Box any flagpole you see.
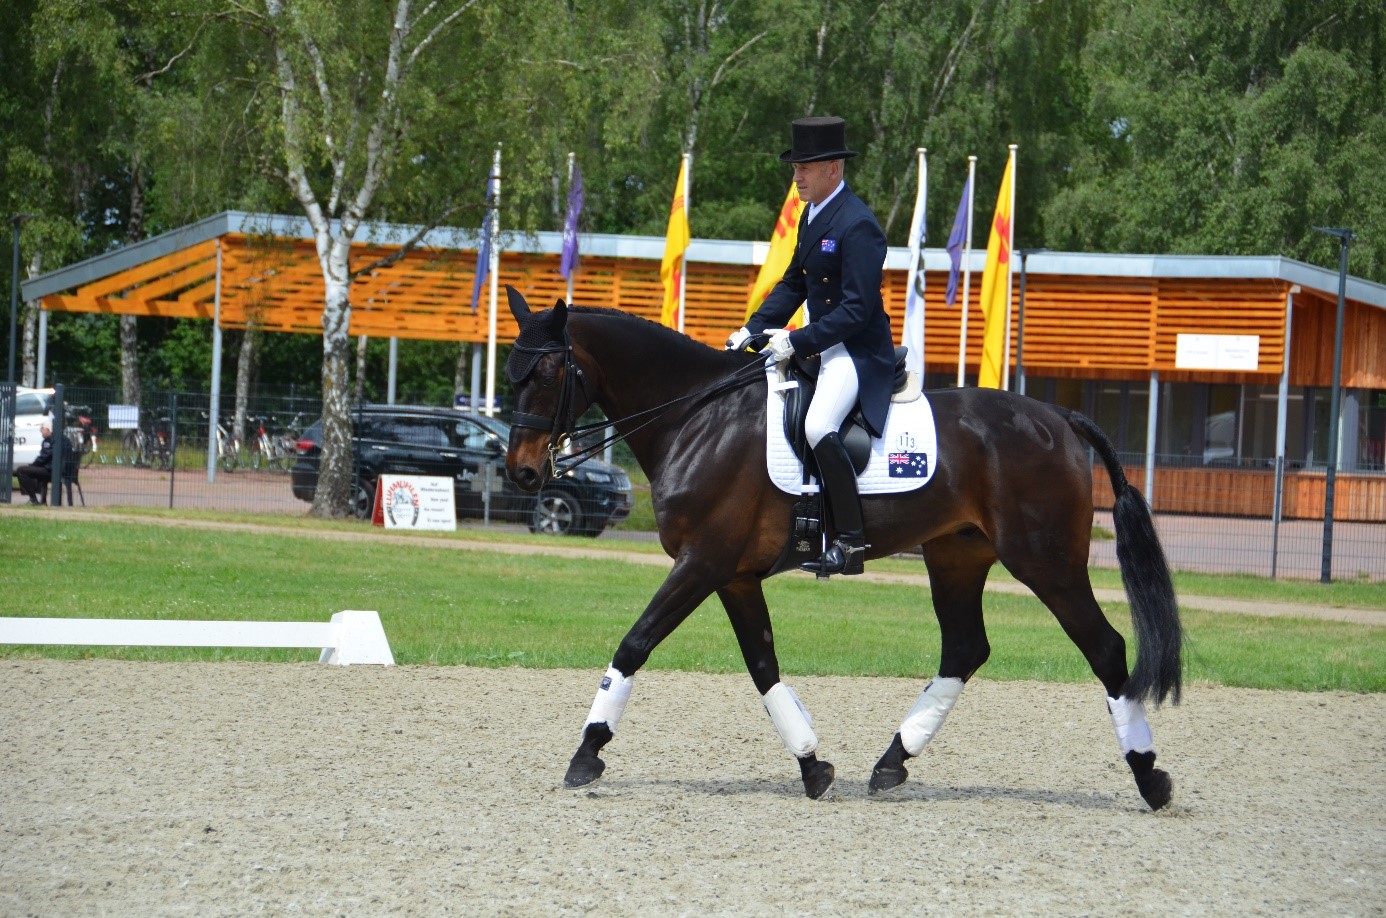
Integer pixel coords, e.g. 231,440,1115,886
565,151,576,304
678,151,691,334
484,143,501,418
956,154,977,387
1002,144,1017,391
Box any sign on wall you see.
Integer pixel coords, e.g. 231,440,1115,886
1175,334,1261,371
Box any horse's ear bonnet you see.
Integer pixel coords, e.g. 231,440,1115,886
506,290,569,384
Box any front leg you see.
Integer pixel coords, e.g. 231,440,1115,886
720,579,835,799
564,561,716,789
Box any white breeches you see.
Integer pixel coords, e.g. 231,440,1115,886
804,343,860,447
584,664,634,732
1106,695,1156,755
898,677,965,756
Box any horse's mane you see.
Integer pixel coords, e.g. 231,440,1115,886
567,304,727,362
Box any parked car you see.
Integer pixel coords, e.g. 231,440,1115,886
290,404,633,536
5,387,56,473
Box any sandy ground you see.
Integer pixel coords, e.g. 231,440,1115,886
2,660,1382,917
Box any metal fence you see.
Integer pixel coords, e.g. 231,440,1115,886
5,384,1383,582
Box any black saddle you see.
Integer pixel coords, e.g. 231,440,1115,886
780,346,911,476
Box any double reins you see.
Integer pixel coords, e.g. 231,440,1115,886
510,333,771,477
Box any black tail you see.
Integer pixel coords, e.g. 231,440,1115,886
1067,411,1183,706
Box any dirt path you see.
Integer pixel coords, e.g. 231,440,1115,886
25,508,1386,626
2,659,1382,916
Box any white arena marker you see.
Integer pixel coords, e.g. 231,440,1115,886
0,610,394,666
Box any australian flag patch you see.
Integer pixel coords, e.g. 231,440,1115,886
888,452,930,478
820,238,837,253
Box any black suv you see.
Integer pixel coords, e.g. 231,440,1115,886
290,405,633,536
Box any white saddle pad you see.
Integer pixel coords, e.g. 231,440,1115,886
764,362,938,495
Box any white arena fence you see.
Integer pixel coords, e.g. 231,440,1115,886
0,610,394,665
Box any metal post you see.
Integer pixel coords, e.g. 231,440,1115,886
1015,248,1047,397
49,384,64,506
1313,227,1354,584
8,216,25,384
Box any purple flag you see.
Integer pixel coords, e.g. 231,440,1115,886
560,165,584,280
945,176,972,307
470,166,499,313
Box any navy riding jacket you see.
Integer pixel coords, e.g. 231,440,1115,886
745,185,895,438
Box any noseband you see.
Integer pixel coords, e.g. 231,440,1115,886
508,334,587,476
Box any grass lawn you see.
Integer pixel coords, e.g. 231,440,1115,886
1,513,1380,692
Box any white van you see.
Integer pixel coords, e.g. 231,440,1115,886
7,387,55,471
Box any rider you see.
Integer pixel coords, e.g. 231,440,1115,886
726,115,896,576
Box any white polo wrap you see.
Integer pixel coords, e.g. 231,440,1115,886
584,665,634,732
763,682,819,758
1106,695,1155,754
899,677,964,756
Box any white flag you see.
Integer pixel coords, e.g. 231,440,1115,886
902,148,928,380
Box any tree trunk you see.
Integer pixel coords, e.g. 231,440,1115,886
21,251,41,387
354,334,368,404
234,325,259,448
121,158,147,407
310,239,355,518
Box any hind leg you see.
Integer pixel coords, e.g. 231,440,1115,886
1010,559,1172,811
719,579,835,799
871,535,994,794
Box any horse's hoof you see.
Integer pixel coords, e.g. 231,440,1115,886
868,733,911,794
564,755,606,788
869,763,909,794
799,756,835,800
1137,768,1173,811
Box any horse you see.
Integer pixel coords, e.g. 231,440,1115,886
501,286,1182,809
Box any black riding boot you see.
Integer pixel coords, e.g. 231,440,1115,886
800,432,867,576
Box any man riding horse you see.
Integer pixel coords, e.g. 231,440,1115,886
727,115,896,577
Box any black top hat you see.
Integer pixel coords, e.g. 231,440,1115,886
779,116,859,163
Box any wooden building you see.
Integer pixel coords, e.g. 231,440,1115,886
22,211,1386,520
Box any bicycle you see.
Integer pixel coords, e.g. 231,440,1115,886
246,414,291,471
119,416,171,469
66,404,102,467
202,411,241,471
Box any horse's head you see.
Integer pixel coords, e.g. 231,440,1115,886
504,285,590,492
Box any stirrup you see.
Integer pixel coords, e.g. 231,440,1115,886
800,539,866,577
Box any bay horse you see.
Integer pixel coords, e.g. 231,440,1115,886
502,286,1182,810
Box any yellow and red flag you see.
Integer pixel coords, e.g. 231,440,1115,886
660,156,691,329
977,150,1015,389
745,184,806,328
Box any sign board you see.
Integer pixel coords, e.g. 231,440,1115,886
108,405,140,430
1174,334,1260,371
371,475,457,531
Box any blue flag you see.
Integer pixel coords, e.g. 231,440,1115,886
470,166,499,313
945,176,972,307
560,165,583,280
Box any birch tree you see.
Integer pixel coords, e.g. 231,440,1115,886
248,0,476,516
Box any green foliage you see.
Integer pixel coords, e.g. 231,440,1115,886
3,0,1384,400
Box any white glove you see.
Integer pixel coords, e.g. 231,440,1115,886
725,326,752,351
766,329,795,361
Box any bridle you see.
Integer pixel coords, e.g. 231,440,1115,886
508,331,770,479
508,330,589,478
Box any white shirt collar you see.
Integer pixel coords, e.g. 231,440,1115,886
806,181,846,224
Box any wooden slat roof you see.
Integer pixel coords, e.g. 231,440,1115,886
22,210,1386,386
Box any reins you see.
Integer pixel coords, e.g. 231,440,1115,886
512,332,770,478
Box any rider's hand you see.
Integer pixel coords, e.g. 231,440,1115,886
766,329,795,361
725,326,752,351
